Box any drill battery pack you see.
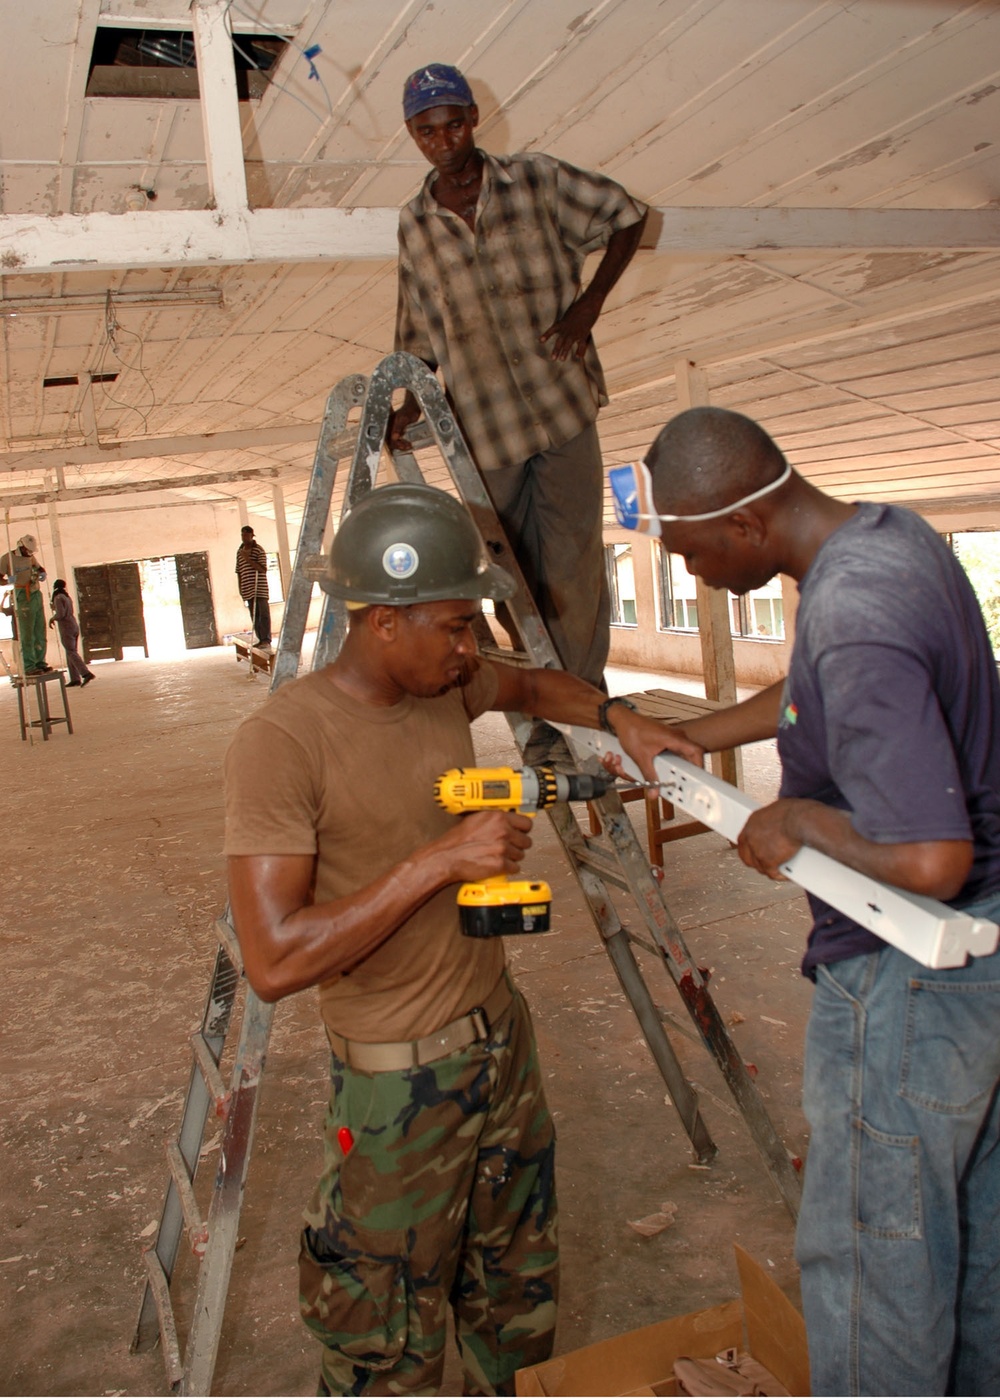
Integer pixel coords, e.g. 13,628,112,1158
457,878,552,938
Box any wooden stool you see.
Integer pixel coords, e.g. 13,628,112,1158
585,686,741,865
588,786,708,867
12,669,74,741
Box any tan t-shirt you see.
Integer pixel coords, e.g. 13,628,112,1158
223,663,505,1042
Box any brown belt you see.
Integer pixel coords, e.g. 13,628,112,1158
326,974,514,1074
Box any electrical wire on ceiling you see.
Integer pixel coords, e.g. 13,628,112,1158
75,292,158,440
223,0,334,125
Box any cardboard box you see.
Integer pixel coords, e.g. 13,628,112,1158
515,1246,809,1397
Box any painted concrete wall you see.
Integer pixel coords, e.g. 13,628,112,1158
3,494,296,646
605,529,797,687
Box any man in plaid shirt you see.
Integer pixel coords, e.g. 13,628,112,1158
390,63,647,757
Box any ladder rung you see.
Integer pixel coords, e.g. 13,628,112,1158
570,841,630,889
213,916,244,975
140,1247,184,1388
624,928,662,959
190,1032,229,1115
165,1140,209,1258
653,998,701,1045
477,642,533,667
300,552,328,582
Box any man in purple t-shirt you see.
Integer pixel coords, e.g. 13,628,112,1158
618,406,1000,1399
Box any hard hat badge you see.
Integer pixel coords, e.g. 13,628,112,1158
382,543,419,580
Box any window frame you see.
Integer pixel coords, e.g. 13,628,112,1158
604,543,638,628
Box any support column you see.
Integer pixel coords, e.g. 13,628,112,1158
633,537,658,634
47,473,67,584
271,483,292,599
674,358,742,786
237,499,249,529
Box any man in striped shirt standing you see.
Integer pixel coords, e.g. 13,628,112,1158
389,63,647,761
236,525,271,648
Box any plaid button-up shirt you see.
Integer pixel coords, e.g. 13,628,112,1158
395,151,647,474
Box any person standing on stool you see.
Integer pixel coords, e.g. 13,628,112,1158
49,580,94,687
236,525,272,648
0,534,52,676
388,63,647,764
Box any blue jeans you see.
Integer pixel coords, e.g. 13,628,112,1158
796,894,1000,1396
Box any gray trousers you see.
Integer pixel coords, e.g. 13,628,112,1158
484,420,610,688
57,623,92,683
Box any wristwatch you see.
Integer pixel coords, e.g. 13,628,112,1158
598,696,639,734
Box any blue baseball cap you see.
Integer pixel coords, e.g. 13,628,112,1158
402,63,474,122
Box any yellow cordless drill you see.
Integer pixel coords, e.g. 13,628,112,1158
434,765,615,937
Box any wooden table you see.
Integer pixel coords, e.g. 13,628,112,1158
12,669,73,741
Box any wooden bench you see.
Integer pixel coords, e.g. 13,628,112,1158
588,687,740,867
233,637,275,677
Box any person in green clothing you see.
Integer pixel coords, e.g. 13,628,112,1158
0,534,51,675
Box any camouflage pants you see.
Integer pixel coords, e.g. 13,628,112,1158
300,986,558,1396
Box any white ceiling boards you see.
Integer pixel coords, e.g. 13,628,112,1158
2,0,999,527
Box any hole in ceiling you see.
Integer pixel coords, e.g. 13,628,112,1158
86,27,287,100
42,373,119,389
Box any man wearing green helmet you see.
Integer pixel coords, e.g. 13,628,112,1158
223,484,684,1396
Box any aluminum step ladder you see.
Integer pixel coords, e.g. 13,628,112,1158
131,352,800,1395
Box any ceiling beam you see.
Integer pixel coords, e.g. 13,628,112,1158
192,0,248,216
58,0,103,212
0,464,280,507
1,207,999,277
98,3,292,31
0,289,223,315
0,207,398,274
649,207,1000,256
0,422,320,474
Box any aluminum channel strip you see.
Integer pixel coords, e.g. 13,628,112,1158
563,726,998,971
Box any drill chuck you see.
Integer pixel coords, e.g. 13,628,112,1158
545,768,616,804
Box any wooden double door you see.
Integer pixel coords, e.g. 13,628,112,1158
75,552,216,662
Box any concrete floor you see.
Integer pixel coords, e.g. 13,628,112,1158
1,645,813,1397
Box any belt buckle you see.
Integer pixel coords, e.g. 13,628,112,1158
469,1005,490,1041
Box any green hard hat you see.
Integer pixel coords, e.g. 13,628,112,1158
323,483,516,605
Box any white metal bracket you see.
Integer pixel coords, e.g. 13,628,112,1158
559,724,998,971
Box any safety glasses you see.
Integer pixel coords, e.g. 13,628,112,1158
609,459,792,537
